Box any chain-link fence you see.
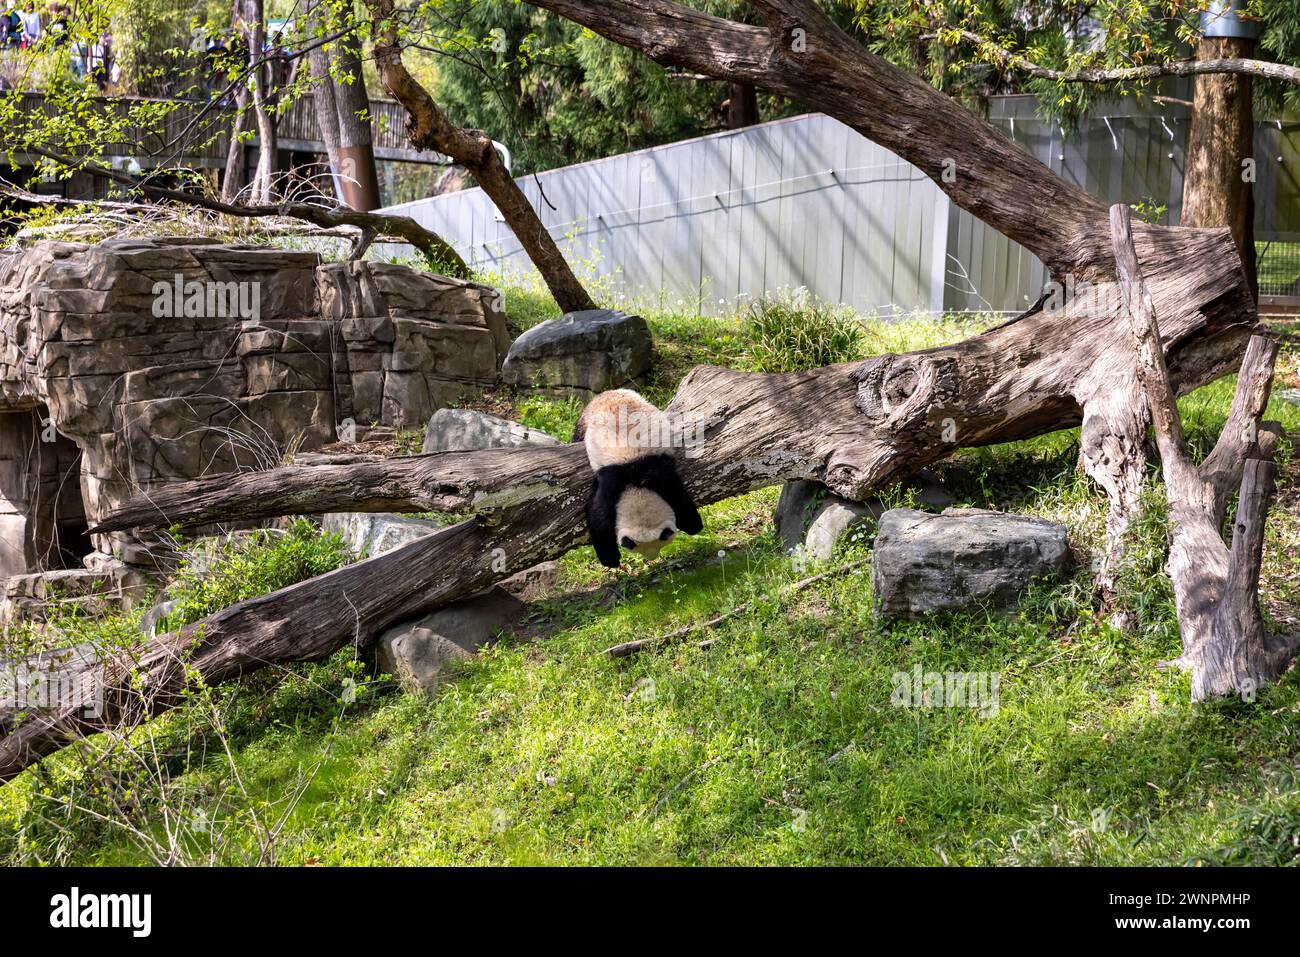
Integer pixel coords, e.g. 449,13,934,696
1257,237,1300,299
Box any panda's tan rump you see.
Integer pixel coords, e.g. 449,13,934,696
576,389,674,469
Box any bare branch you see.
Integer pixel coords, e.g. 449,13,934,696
24,146,470,276
935,28,1300,88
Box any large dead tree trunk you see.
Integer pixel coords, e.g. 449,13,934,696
0,0,1269,783
363,0,595,310
305,3,383,211
246,0,278,204
1182,34,1258,299
1110,204,1295,700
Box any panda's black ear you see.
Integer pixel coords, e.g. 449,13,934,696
644,459,703,535
586,468,623,568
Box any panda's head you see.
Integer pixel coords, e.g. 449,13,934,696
585,455,703,568
615,486,679,560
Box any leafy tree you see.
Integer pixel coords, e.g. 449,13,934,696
411,0,795,174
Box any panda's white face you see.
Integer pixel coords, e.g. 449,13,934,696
616,486,677,559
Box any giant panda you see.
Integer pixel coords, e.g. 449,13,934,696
573,389,703,568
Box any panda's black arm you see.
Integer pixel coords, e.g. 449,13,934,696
643,458,704,535
586,471,624,568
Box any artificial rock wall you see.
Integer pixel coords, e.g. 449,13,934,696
0,238,507,574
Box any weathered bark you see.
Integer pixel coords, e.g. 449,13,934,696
1076,372,1148,615
247,0,278,204
1110,203,1296,701
363,0,595,310
1182,36,1258,299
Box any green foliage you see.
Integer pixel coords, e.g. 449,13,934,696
157,519,353,633
742,289,868,372
517,394,584,440
1129,197,1169,225
412,0,798,174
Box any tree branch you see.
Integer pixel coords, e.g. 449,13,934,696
936,27,1300,88
24,146,470,276
364,0,596,311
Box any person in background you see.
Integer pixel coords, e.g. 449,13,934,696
70,31,86,80
204,30,230,100
18,0,39,47
48,4,67,46
1,3,21,48
88,29,111,90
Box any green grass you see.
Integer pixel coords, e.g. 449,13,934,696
2,299,1299,867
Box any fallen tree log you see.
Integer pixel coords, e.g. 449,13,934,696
0,0,1271,782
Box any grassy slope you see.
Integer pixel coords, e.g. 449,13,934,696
2,299,1299,866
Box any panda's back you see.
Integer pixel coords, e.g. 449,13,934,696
574,389,671,469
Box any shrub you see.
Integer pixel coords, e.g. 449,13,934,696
159,519,353,632
743,289,867,372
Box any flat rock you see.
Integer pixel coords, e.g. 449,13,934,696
422,408,560,453
500,309,652,394
374,587,526,694
872,507,1070,619
0,565,151,625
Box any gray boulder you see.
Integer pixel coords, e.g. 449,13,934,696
500,309,652,394
775,480,883,561
320,512,442,558
375,587,526,694
499,560,560,601
872,507,1070,619
805,500,884,560
139,598,182,636
423,408,560,453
